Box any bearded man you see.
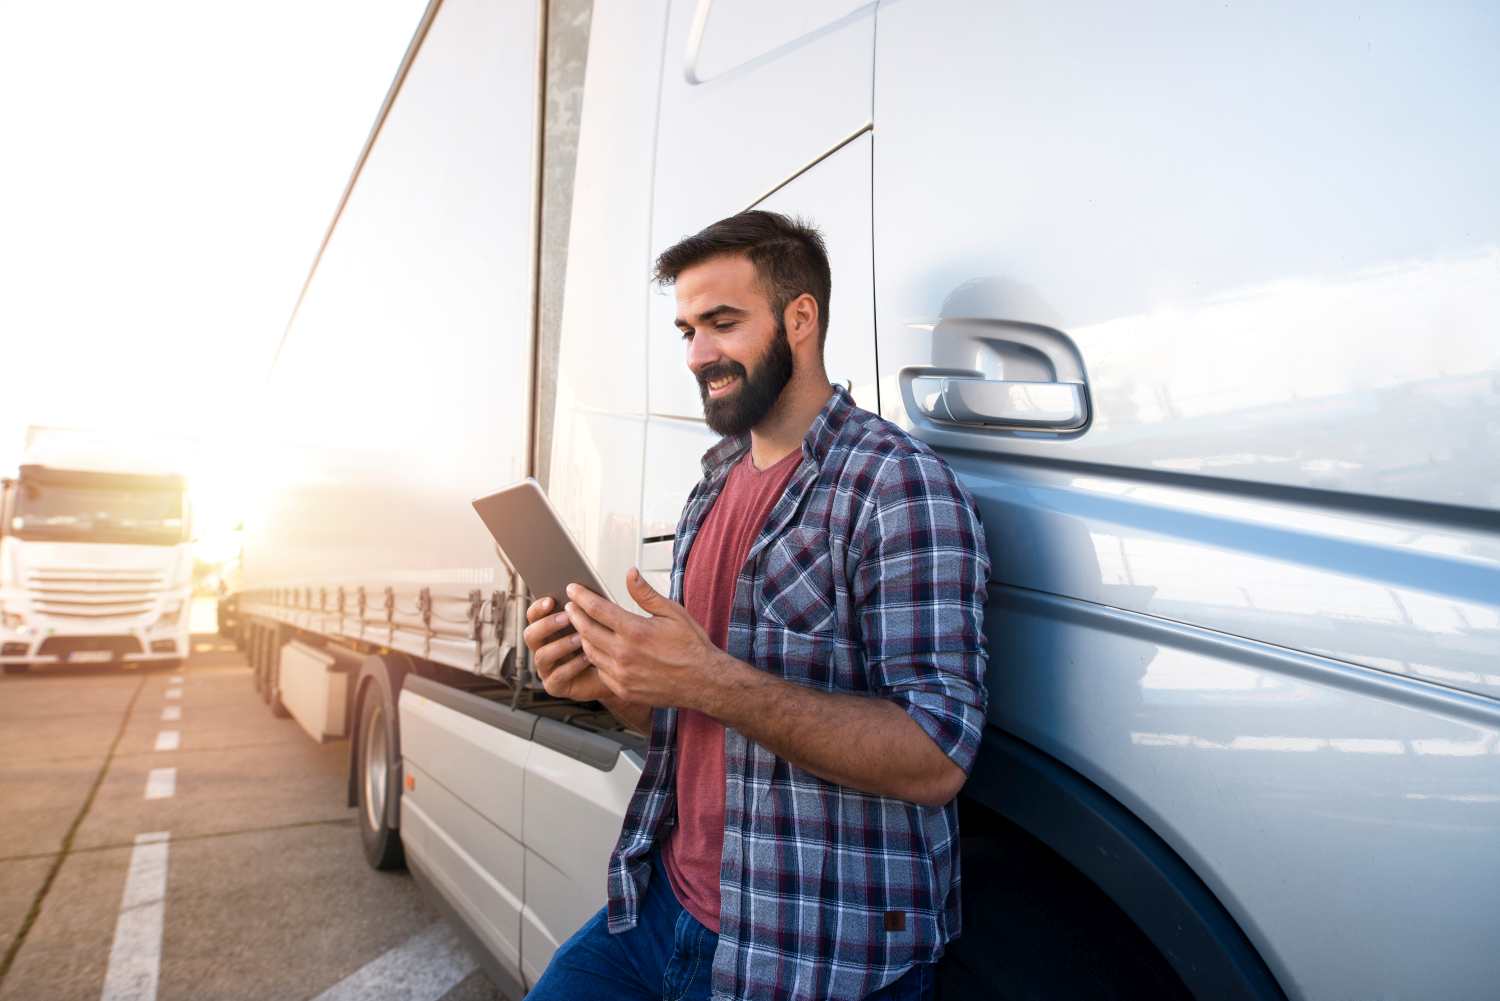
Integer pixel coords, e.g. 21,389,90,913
522,210,990,1001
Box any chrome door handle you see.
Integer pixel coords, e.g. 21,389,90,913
904,371,1088,431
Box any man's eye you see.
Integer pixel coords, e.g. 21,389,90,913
714,322,735,332
679,329,694,341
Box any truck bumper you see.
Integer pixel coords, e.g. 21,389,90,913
0,628,188,666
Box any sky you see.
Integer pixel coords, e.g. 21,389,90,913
0,0,429,559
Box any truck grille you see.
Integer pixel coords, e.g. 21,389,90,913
26,567,166,620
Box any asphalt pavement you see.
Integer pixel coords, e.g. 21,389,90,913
0,611,504,1001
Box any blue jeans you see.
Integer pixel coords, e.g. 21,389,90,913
525,852,935,1001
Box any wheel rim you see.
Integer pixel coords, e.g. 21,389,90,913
363,703,388,831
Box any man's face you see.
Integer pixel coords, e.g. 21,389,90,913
674,254,794,436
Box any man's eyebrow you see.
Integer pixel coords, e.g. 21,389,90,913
674,304,748,329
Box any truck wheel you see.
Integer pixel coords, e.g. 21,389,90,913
259,628,280,707
259,633,272,704
250,626,265,695
262,629,289,718
268,663,290,719
356,688,405,870
939,824,1191,1001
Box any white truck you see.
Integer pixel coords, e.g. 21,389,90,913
0,426,194,674
231,2,1500,999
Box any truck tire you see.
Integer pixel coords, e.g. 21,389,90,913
356,685,405,870
259,631,273,705
939,826,1192,1001
250,626,265,695
259,626,281,708
268,674,290,718
265,633,290,719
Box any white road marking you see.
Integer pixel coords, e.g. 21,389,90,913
160,706,180,722
153,731,180,752
144,768,176,800
309,922,476,1001
164,688,181,701
100,831,169,1001
168,675,183,684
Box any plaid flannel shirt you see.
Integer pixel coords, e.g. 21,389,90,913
607,385,990,1001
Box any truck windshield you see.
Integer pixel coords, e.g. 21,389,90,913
12,480,188,546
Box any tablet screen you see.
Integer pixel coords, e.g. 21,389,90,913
471,478,617,610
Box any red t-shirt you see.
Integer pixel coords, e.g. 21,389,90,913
662,446,802,932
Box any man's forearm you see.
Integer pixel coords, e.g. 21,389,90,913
601,694,653,736
694,654,965,807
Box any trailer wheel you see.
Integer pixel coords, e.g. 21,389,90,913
356,686,405,870
266,636,289,719
250,626,265,695
260,630,274,705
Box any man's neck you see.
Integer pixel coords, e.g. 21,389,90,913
747,373,834,471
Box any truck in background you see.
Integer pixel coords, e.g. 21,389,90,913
228,2,1500,999
0,426,194,674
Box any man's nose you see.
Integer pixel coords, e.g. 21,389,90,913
686,331,719,373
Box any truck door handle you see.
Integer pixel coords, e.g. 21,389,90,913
904,370,1088,431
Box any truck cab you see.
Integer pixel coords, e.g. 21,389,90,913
0,462,193,672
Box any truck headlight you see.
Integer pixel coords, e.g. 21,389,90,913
2,611,22,630
155,601,184,628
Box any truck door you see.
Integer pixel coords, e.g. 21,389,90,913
640,0,880,587
872,3,1500,999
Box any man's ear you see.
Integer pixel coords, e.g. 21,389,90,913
784,292,820,351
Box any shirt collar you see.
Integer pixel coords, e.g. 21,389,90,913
698,384,854,480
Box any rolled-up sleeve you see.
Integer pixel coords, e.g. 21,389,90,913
853,451,991,774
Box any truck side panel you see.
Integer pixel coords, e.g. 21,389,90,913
245,0,542,678
399,686,530,985
872,2,1500,997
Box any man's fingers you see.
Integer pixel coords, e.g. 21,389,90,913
566,599,622,656
625,567,676,616
535,631,584,675
582,639,637,702
565,583,642,634
523,610,575,652
578,634,616,674
525,596,554,624
586,651,631,700
543,651,593,693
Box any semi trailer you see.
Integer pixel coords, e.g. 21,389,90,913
230,1,1500,999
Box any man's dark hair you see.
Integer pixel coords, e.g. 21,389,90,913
653,210,832,347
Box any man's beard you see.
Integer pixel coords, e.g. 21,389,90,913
696,321,795,436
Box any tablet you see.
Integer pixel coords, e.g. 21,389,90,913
471,477,618,611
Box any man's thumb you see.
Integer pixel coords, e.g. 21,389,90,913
627,568,670,612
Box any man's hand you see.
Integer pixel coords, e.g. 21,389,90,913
564,569,726,709
523,595,615,702
565,571,966,807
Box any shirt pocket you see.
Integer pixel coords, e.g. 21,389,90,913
757,526,840,636
752,619,856,692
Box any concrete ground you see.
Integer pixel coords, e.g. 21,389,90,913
0,622,504,1001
